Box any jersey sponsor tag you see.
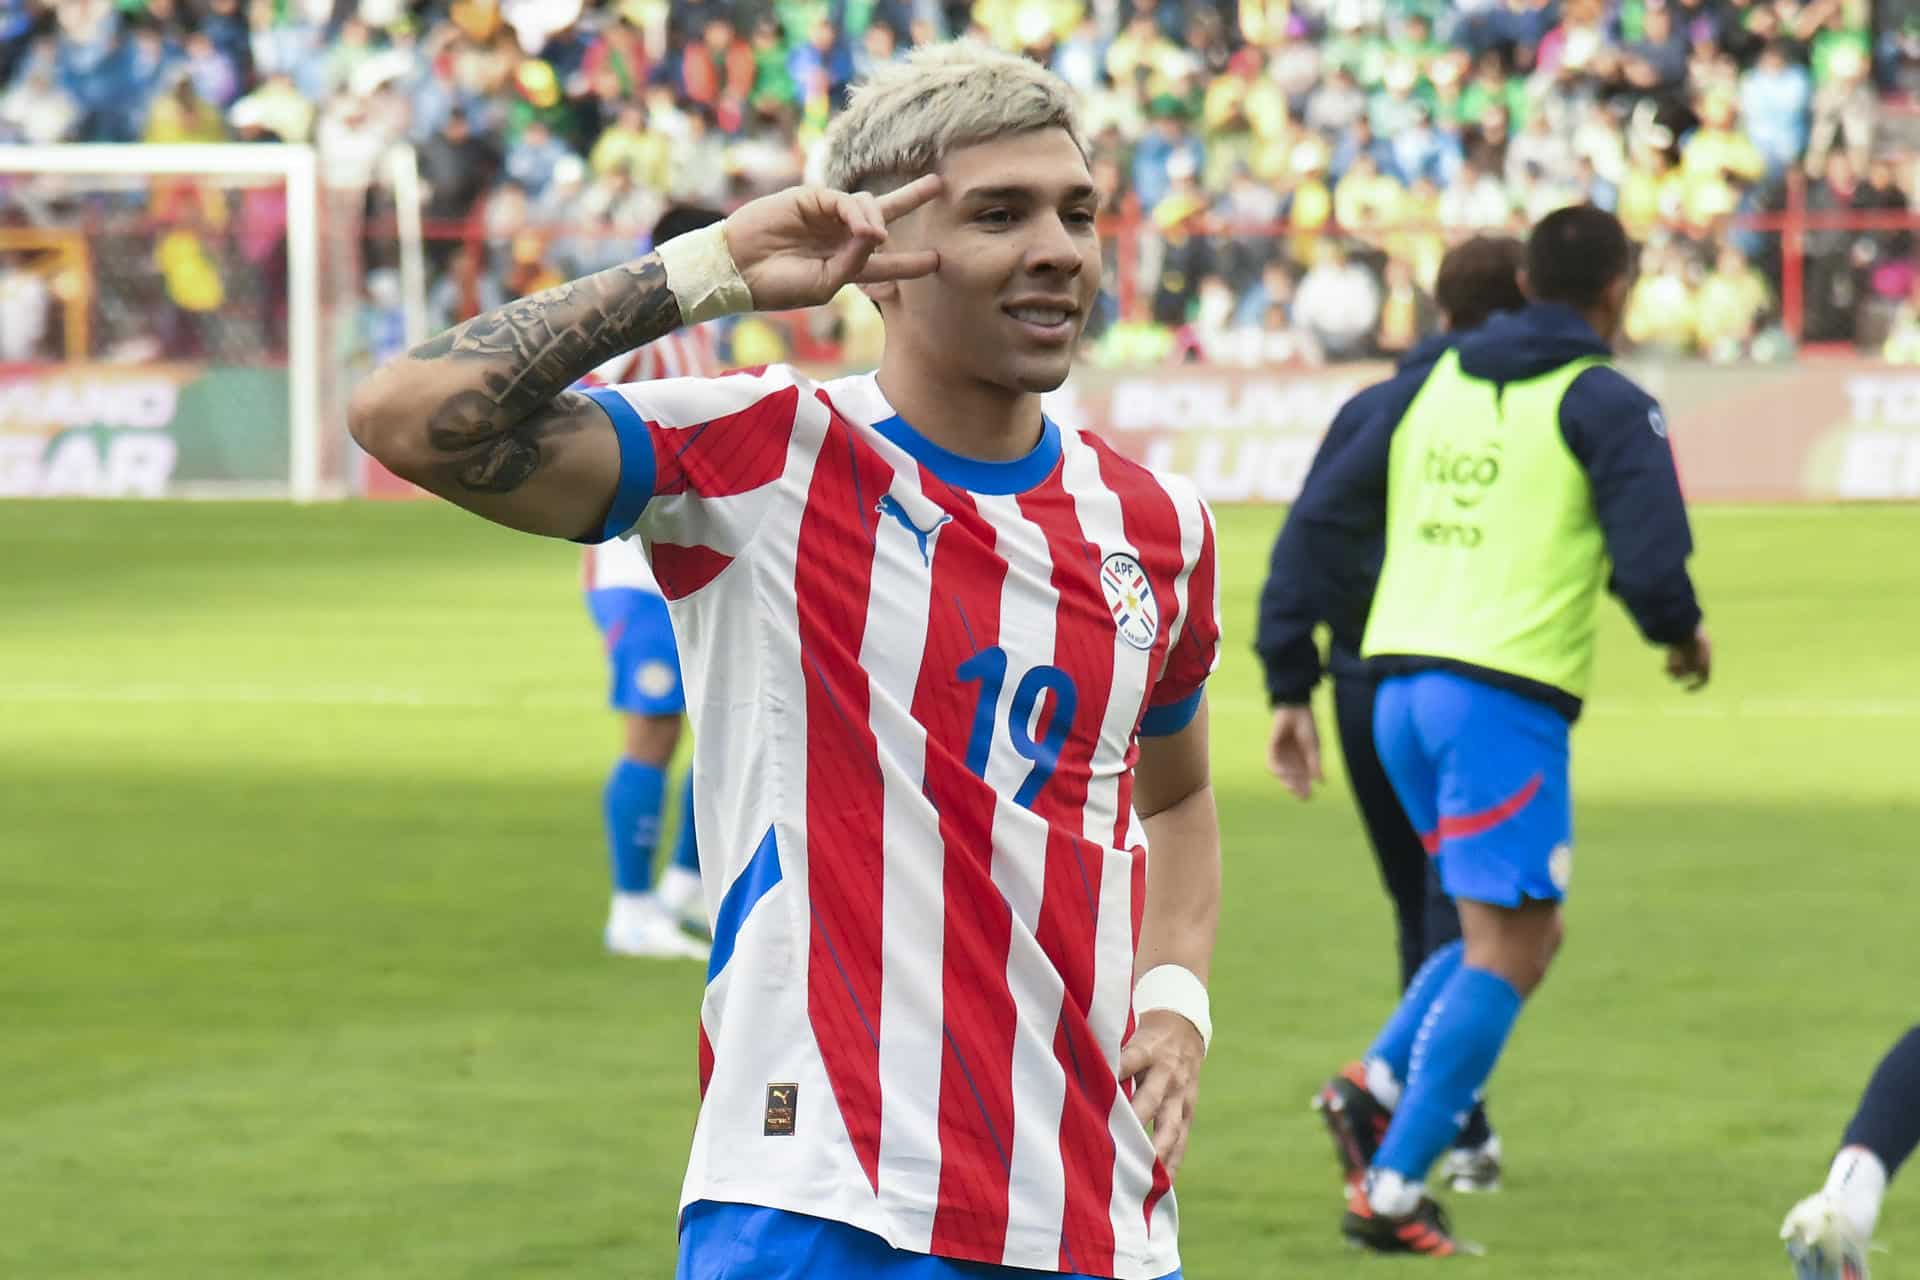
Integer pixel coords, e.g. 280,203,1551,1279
764,1083,798,1136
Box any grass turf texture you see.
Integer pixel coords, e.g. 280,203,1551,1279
2,499,1915,1278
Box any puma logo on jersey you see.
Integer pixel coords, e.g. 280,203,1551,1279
877,494,953,568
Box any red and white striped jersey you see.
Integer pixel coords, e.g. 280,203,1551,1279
579,327,724,596
581,366,1220,1280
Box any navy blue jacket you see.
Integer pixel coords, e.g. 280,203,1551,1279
1255,304,1703,719
1256,334,1455,705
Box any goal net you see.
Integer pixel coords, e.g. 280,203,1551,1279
0,141,421,500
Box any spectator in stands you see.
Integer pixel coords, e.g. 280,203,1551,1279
228,70,312,143
1305,64,1369,136
681,16,754,132
418,107,500,264
1505,104,1575,193
1885,274,1920,363
1392,102,1464,188
1332,115,1397,183
1624,241,1699,353
1806,41,1876,175
1439,153,1514,229
1133,97,1204,214
1334,150,1404,236
1293,238,1382,360
0,252,52,362
1694,243,1773,360
503,117,573,197
0,53,82,145
787,16,851,113
1616,0,1691,99
1741,41,1812,175
144,70,225,144
666,105,728,205
1806,147,1865,339
1375,255,1438,355
1235,258,1299,330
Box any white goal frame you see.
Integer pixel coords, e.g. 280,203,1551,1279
0,143,322,499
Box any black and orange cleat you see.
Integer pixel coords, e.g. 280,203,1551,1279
1313,1062,1391,1192
1341,1184,1482,1256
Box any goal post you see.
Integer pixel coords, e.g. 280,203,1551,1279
0,141,421,501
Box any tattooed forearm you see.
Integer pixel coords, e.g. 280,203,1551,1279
407,254,681,495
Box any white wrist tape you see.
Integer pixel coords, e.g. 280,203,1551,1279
655,221,753,325
1133,964,1212,1056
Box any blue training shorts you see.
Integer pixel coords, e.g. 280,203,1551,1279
1371,669,1574,907
677,1202,1183,1280
587,587,684,716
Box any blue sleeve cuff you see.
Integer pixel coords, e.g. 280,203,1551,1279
574,386,655,544
1139,686,1204,737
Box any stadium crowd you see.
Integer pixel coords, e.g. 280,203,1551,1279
0,0,1917,363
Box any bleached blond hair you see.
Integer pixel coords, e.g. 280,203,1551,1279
823,41,1089,194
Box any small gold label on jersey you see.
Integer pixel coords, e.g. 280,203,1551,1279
764,1083,798,1136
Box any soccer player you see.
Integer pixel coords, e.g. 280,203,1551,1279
1781,1026,1920,1278
348,42,1220,1280
1258,236,1527,1195
580,205,726,960
1284,205,1712,1254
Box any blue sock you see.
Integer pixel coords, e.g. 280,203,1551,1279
603,759,666,894
669,771,700,874
1374,965,1524,1184
1368,940,1464,1084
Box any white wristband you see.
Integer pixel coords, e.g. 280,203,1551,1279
655,221,754,325
1133,964,1212,1056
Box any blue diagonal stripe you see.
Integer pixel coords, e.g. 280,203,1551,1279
707,826,783,982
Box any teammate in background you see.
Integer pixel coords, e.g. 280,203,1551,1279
1287,205,1712,1254
1781,1027,1920,1278
581,205,726,960
1258,236,1527,1196
348,42,1220,1280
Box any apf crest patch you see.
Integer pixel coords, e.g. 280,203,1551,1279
1100,552,1158,652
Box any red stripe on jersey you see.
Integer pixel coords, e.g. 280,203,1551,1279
1084,435,1186,733
913,474,1019,1263
652,384,799,499
650,542,734,601
580,546,595,592
1018,473,1122,1275
1157,504,1218,708
1119,844,1147,1103
698,1022,714,1100
793,413,893,1193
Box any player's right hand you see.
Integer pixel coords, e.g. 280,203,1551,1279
723,176,944,312
1665,624,1711,692
1267,703,1324,800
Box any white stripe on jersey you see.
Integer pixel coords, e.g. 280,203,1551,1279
858,437,946,1251
977,489,1070,1267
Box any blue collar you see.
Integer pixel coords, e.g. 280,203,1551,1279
869,412,1063,496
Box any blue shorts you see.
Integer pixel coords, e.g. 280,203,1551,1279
1372,670,1573,907
677,1202,1182,1280
587,587,684,716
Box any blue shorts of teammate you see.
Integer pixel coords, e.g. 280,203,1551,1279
677,1202,1183,1280
1372,669,1573,908
587,587,684,716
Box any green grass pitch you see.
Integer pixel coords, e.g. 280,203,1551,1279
3,498,1916,1277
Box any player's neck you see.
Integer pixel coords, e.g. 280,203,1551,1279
874,362,1044,463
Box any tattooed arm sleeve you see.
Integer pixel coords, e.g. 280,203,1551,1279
347,255,682,540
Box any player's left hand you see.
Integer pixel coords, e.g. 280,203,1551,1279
1119,1009,1205,1180
1665,624,1711,692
